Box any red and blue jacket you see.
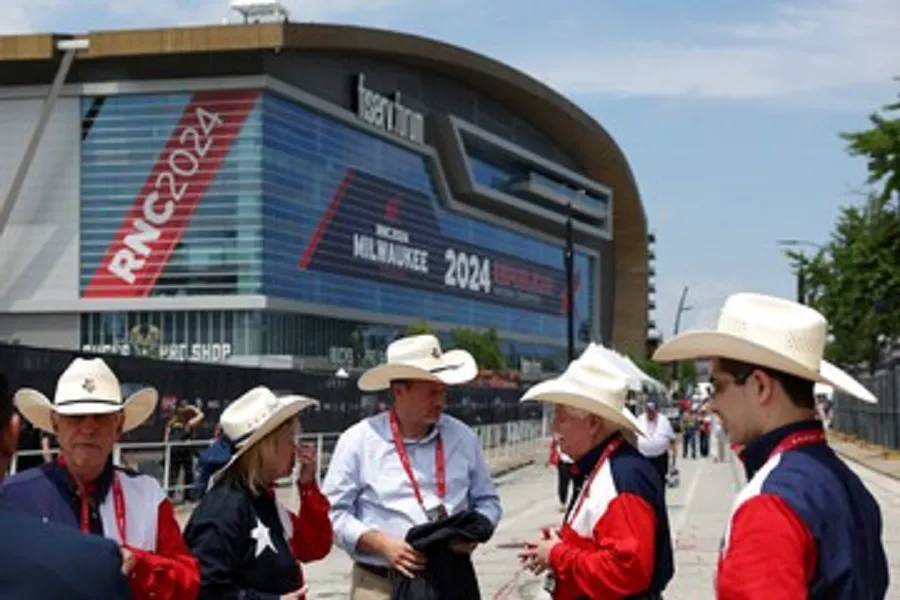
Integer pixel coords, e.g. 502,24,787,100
718,419,889,599
0,458,200,600
548,433,674,599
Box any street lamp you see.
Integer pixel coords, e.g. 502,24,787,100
565,198,576,362
776,239,822,304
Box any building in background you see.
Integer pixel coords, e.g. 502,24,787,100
0,21,650,374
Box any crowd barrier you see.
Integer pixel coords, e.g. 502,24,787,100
833,358,900,450
2,342,543,453
11,418,549,497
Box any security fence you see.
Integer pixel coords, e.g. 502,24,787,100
832,358,900,450
2,342,543,450
11,419,548,500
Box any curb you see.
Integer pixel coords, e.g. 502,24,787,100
832,446,900,481
489,458,536,478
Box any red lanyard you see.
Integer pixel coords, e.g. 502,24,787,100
566,434,625,525
769,428,826,460
389,411,446,509
77,475,127,544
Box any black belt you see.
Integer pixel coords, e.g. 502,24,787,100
356,562,392,579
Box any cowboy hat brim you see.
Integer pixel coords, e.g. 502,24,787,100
14,387,159,433
357,349,477,392
521,382,647,438
653,330,877,404
209,395,319,488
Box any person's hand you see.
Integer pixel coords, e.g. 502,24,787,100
296,443,317,484
449,539,478,554
280,585,308,599
119,546,136,576
518,529,561,575
380,536,426,578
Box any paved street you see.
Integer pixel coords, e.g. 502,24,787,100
299,446,900,599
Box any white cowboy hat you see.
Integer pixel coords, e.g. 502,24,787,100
357,334,478,392
14,357,158,434
210,386,320,486
652,292,877,403
521,344,647,438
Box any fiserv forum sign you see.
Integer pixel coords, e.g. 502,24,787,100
355,73,425,144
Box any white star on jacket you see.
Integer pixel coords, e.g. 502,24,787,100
251,518,276,557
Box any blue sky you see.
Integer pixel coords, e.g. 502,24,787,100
6,0,900,338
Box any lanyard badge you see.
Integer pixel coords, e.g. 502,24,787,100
389,411,447,522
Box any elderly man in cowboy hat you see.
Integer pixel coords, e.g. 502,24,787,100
653,292,888,599
518,344,674,600
322,334,502,600
0,369,132,599
0,357,200,600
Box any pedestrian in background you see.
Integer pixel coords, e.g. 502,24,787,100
547,436,573,512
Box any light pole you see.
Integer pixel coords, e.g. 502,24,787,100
776,239,822,304
670,285,692,388
565,199,575,363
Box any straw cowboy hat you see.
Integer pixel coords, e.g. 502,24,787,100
15,357,158,434
357,334,478,392
210,386,319,486
653,292,877,403
521,344,647,438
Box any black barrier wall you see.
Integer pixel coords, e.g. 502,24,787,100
1,343,541,445
833,359,900,450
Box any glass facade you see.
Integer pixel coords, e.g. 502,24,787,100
79,91,264,298
77,87,603,366
79,309,572,372
259,93,595,340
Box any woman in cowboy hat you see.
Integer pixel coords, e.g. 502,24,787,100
183,386,332,600
653,292,888,599
518,344,674,600
0,357,200,600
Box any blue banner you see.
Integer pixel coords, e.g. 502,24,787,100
298,168,570,316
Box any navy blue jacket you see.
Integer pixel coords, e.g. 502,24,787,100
0,509,131,599
718,420,889,599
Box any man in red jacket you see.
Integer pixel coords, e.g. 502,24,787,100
519,344,674,599
654,293,887,599
0,357,200,600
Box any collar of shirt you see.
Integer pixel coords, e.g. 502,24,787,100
739,418,823,480
570,432,622,482
50,454,116,505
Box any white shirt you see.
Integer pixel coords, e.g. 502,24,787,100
636,412,675,458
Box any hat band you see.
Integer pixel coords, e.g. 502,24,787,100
430,362,464,374
56,398,122,407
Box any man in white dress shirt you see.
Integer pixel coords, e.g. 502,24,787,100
322,335,502,600
636,400,676,485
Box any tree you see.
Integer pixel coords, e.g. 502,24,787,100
788,195,900,367
449,327,505,371
403,320,434,337
630,354,668,383
841,79,900,206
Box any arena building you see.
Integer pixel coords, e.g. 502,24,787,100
0,18,651,375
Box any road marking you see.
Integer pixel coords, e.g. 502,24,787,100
672,459,705,545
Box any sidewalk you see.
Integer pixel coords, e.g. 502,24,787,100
173,442,542,526
827,432,900,480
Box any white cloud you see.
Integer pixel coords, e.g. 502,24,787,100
515,0,900,104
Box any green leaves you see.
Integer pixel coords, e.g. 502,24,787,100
401,321,506,371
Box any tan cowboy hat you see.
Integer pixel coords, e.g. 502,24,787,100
653,292,877,403
210,386,319,486
15,357,158,434
357,334,478,392
521,344,647,438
